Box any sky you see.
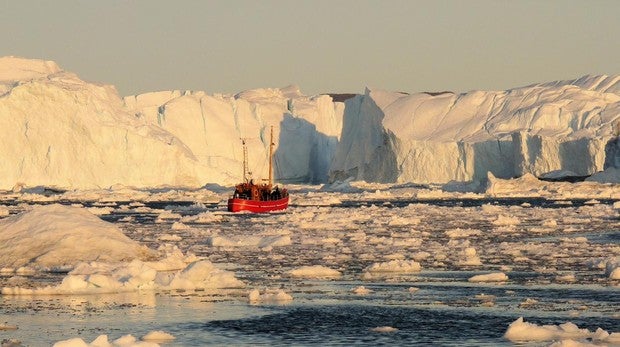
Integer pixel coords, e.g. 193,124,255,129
1,0,619,97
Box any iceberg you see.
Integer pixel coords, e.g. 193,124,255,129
1,56,618,188
0,57,343,189
330,78,620,184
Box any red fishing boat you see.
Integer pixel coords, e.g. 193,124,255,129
227,127,289,213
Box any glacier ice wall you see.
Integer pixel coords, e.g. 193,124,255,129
0,57,342,189
124,85,343,185
330,76,620,183
0,57,219,189
1,56,618,189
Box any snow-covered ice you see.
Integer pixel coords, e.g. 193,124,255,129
52,333,167,347
287,265,342,279
504,317,620,343
468,272,509,283
363,260,422,273
248,288,293,304
2,253,243,295
0,204,153,271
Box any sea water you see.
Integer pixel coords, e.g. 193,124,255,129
0,195,618,346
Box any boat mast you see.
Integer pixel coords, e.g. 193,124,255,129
241,138,250,183
269,126,274,187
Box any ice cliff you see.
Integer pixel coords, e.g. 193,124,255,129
123,85,343,185
0,57,342,189
330,77,620,183
0,56,618,189
0,57,219,189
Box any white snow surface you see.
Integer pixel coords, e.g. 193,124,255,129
0,204,153,271
1,57,619,188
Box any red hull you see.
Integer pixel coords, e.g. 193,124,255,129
227,197,289,213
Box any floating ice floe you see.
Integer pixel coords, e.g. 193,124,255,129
207,234,292,249
52,331,173,347
387,216,419,226
468,272,508,283
157,233,182,242
180,211,224,223
555,273,577,283
351,285,372,295
445,228,482,238
170,221,190,230
141,330,175,342
248,288,293,304
603,257,620,280
411,251,431,261
487,172,620,199
287,265,342,279
456,247,482,266
363,260,422,278
360,259,422,280
2,247,243,295
155,210,182,223
504,317,620,343
492,215,520,226
0,204,154,271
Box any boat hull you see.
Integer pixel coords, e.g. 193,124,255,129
227,197,289,213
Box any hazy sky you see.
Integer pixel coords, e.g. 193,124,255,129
2,0,618,96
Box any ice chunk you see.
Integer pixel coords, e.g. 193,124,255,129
468,272,508,283
287,265,342,279
351,286,372,295
364,260,421,273
0,204,154,271
248,288,293,303
504,317,619,343
2,251,243,295
141,331,175,342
